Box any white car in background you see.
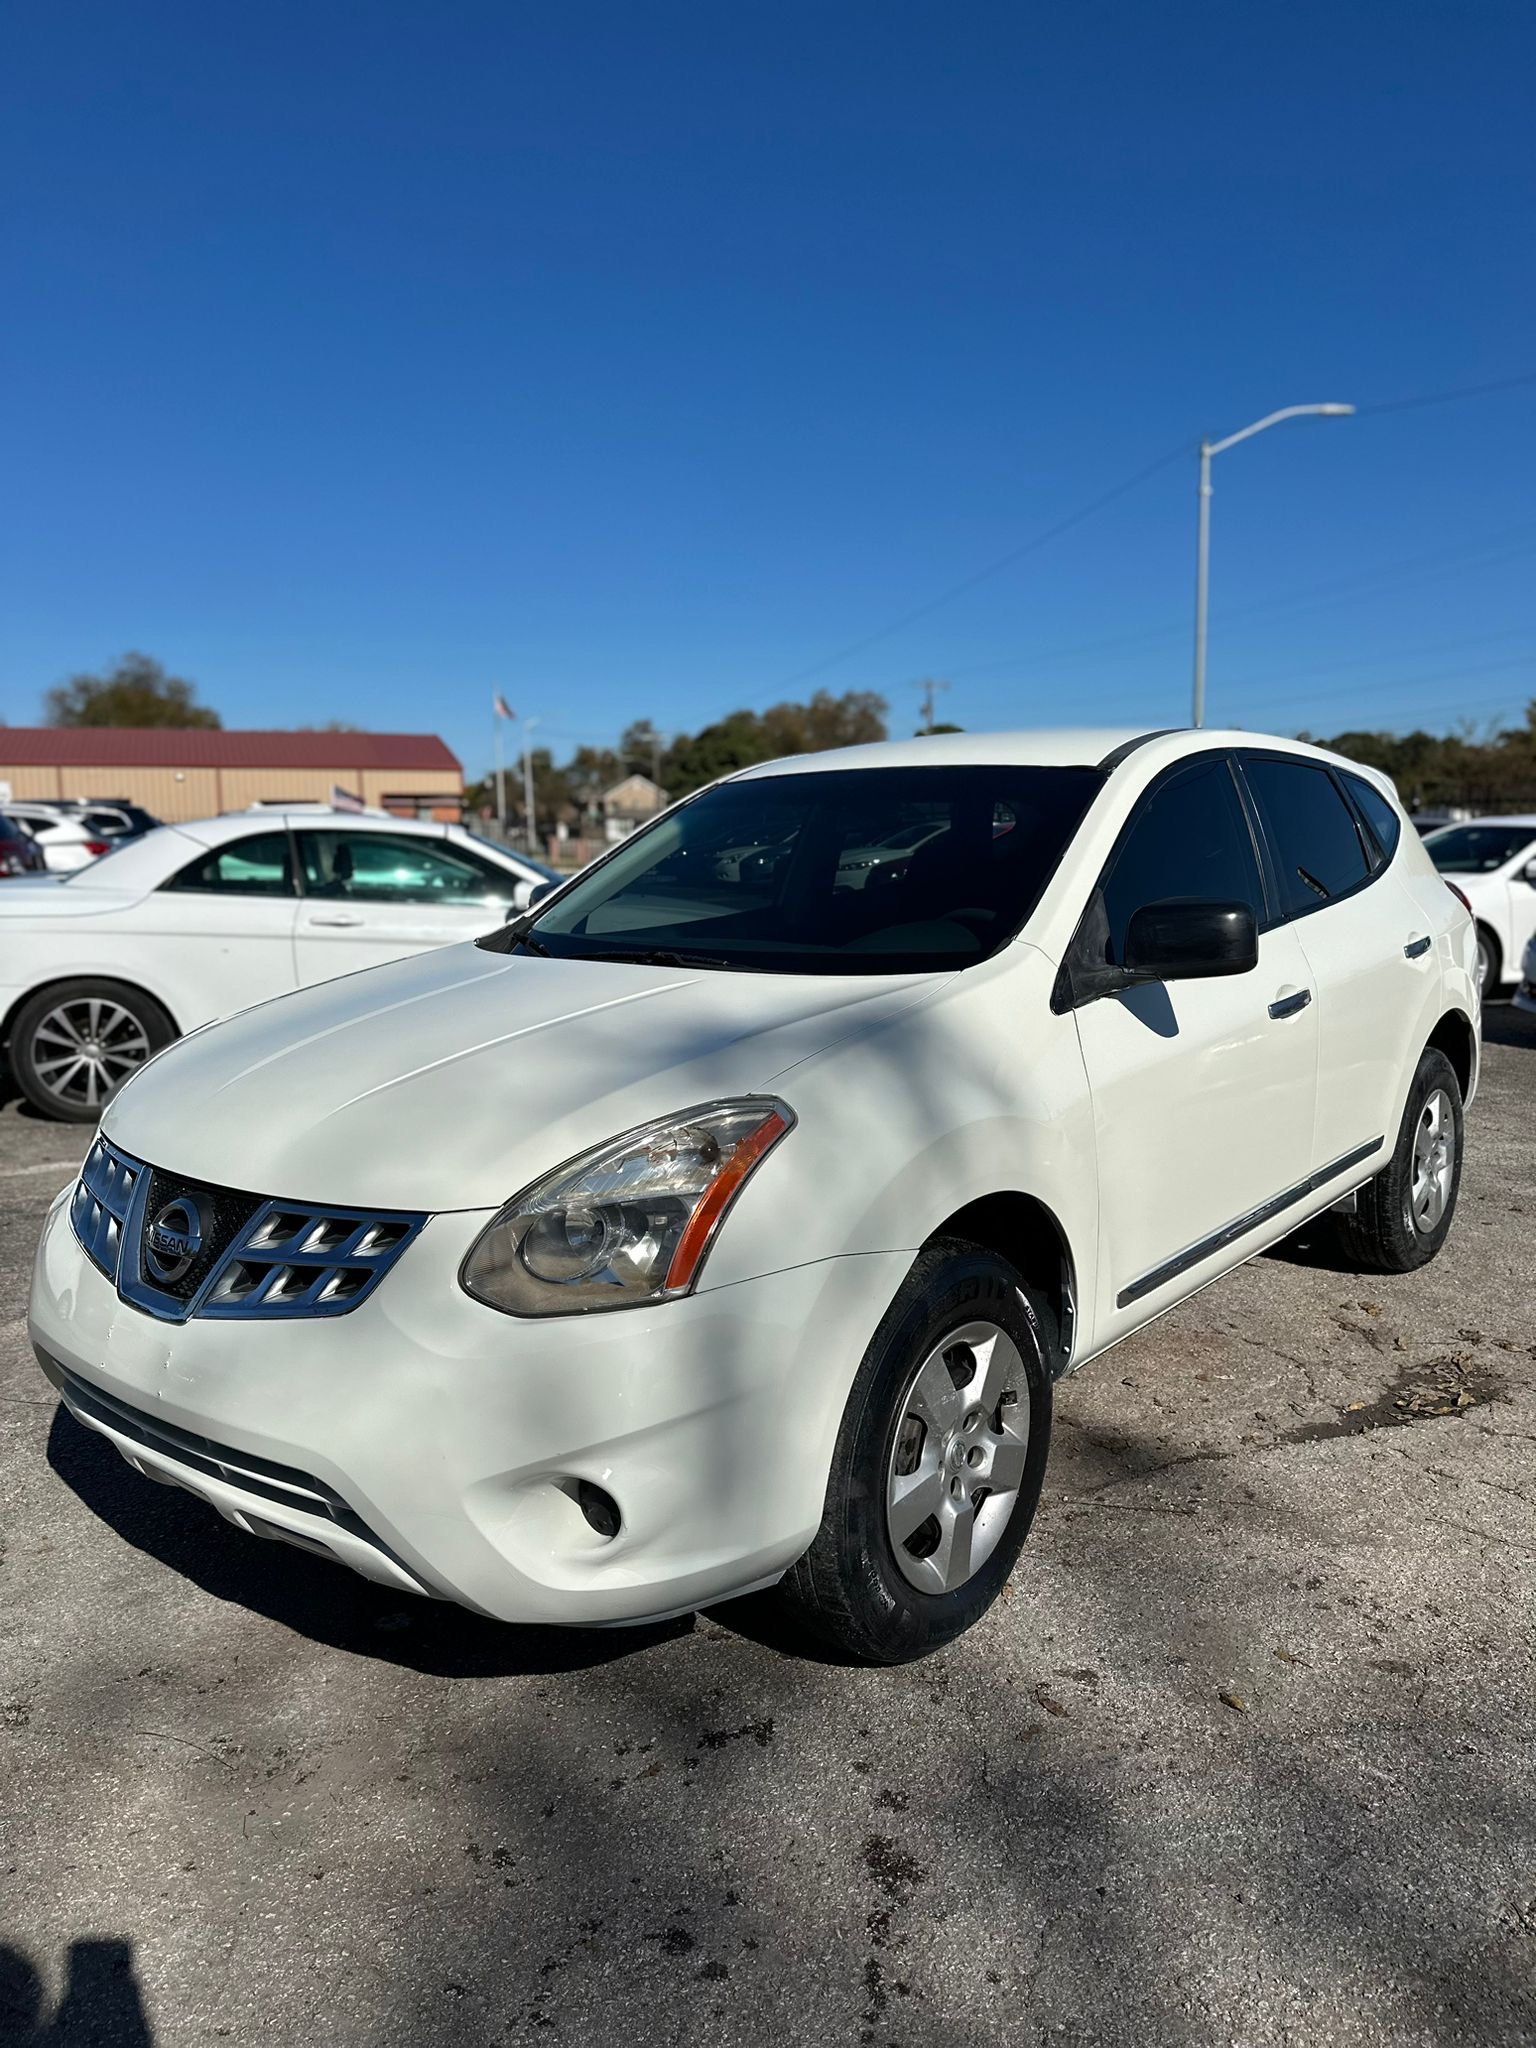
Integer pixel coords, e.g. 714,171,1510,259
1514,931,1536,1017
1422,817,1536,996
0,809,559,1120
2,801,120,873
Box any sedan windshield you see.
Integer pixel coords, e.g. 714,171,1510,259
522,764,1103,974
1425,824,1536,874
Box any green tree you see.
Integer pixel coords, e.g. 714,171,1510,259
1310,699,1536,810
46,653,220,729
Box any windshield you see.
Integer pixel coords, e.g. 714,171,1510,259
522,764,1103,974
1425,824,1536,874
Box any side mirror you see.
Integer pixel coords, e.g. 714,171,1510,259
1520,859,1536,887
529,879,559,906
1123,899,1258,982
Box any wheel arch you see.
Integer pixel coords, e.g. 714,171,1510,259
1426,1007,1477,1105
923,1189,1079,1374
2,973,183,1049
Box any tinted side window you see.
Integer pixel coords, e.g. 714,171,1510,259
297,831,518,906
1100,757,1263,964
163,832,295,897
1340,772,1402,871
1242,758,1370,916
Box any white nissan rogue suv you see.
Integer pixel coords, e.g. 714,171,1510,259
30,728,1479,1662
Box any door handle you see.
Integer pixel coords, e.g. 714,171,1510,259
1403,934,1432,960
1268,987,1312,1020
305,912,364,927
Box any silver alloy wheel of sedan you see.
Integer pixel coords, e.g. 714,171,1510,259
30,997,153,1112
885,1319,1030,1595
1407,1086,1456,1235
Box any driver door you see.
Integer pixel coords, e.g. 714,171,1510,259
293,829,522,986
1071,754,1318,1348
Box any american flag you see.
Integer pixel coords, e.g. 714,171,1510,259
493,693,514,720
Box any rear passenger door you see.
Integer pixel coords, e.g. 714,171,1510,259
1072,753,1319,1343
1237,754,1419,1176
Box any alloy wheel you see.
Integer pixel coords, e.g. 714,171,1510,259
885,1319,1029,1596
1407,1086,1455,1235
30,998,153,1112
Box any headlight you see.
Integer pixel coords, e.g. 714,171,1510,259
459,1098,794,1316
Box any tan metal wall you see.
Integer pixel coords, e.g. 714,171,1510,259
0,759,463,824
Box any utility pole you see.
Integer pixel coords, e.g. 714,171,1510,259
521,716,541,856
1191,403,1354,727
492,693,514,839
917,677,951,733
650,728,665,798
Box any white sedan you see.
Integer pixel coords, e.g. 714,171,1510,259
0,809,558,1120
1422,816,1536,996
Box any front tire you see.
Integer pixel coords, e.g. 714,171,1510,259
8,981,175,1123
1334,1047,1463,1274
776,1240,1054,1664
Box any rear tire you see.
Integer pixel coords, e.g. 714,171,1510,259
9,980,175,1123
776,1239,1054,1664
1334,1047,1463,1274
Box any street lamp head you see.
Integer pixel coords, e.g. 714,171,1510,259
1317,403,1356,416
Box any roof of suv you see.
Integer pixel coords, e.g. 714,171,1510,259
725,725,1383,783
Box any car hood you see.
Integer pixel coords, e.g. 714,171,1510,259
103,940,941,1211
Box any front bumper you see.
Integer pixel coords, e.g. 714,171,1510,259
30,1186,908,1626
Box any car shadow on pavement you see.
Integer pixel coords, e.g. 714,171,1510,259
0,1939,153,2045
46,1404,694,1679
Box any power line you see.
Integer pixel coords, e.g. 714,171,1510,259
942,521,1536,683
1355,368,1536,417
775,439,1189,690
772,370,1536,696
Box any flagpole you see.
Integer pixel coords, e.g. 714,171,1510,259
493,713,506,839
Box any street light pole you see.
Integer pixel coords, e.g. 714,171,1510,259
1191,402,1355,728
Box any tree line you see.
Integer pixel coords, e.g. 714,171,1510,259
1301,702,1536,812
31,653,1536,823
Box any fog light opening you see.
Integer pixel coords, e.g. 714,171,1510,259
573,1480,621,1542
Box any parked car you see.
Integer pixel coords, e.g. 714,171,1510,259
1421,816,1536,996
1,801,117,873
1514,929,1536,1018
29,729,1478,1662
1,809,561,1119
0,812,49,877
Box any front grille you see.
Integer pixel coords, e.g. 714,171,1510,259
136,1164,264,1305
40,1350,390,1554
70,1137,426,1323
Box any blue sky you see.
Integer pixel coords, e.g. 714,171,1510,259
2,1,1533,779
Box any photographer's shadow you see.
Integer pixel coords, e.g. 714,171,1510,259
0,1940,152,2046
46,1403,690,1681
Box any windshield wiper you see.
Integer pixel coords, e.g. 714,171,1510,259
589,946,738,970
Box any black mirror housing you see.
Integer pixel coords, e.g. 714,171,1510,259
528,880,559,906
1124,899,1258,981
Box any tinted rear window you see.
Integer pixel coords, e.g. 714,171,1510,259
527,765,1103,974
1242,757,1370,915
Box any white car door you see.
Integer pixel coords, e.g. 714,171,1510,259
1239,754,1424,1172
292,828,523,985
1071,752,1318,1345
143,828,303,1026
